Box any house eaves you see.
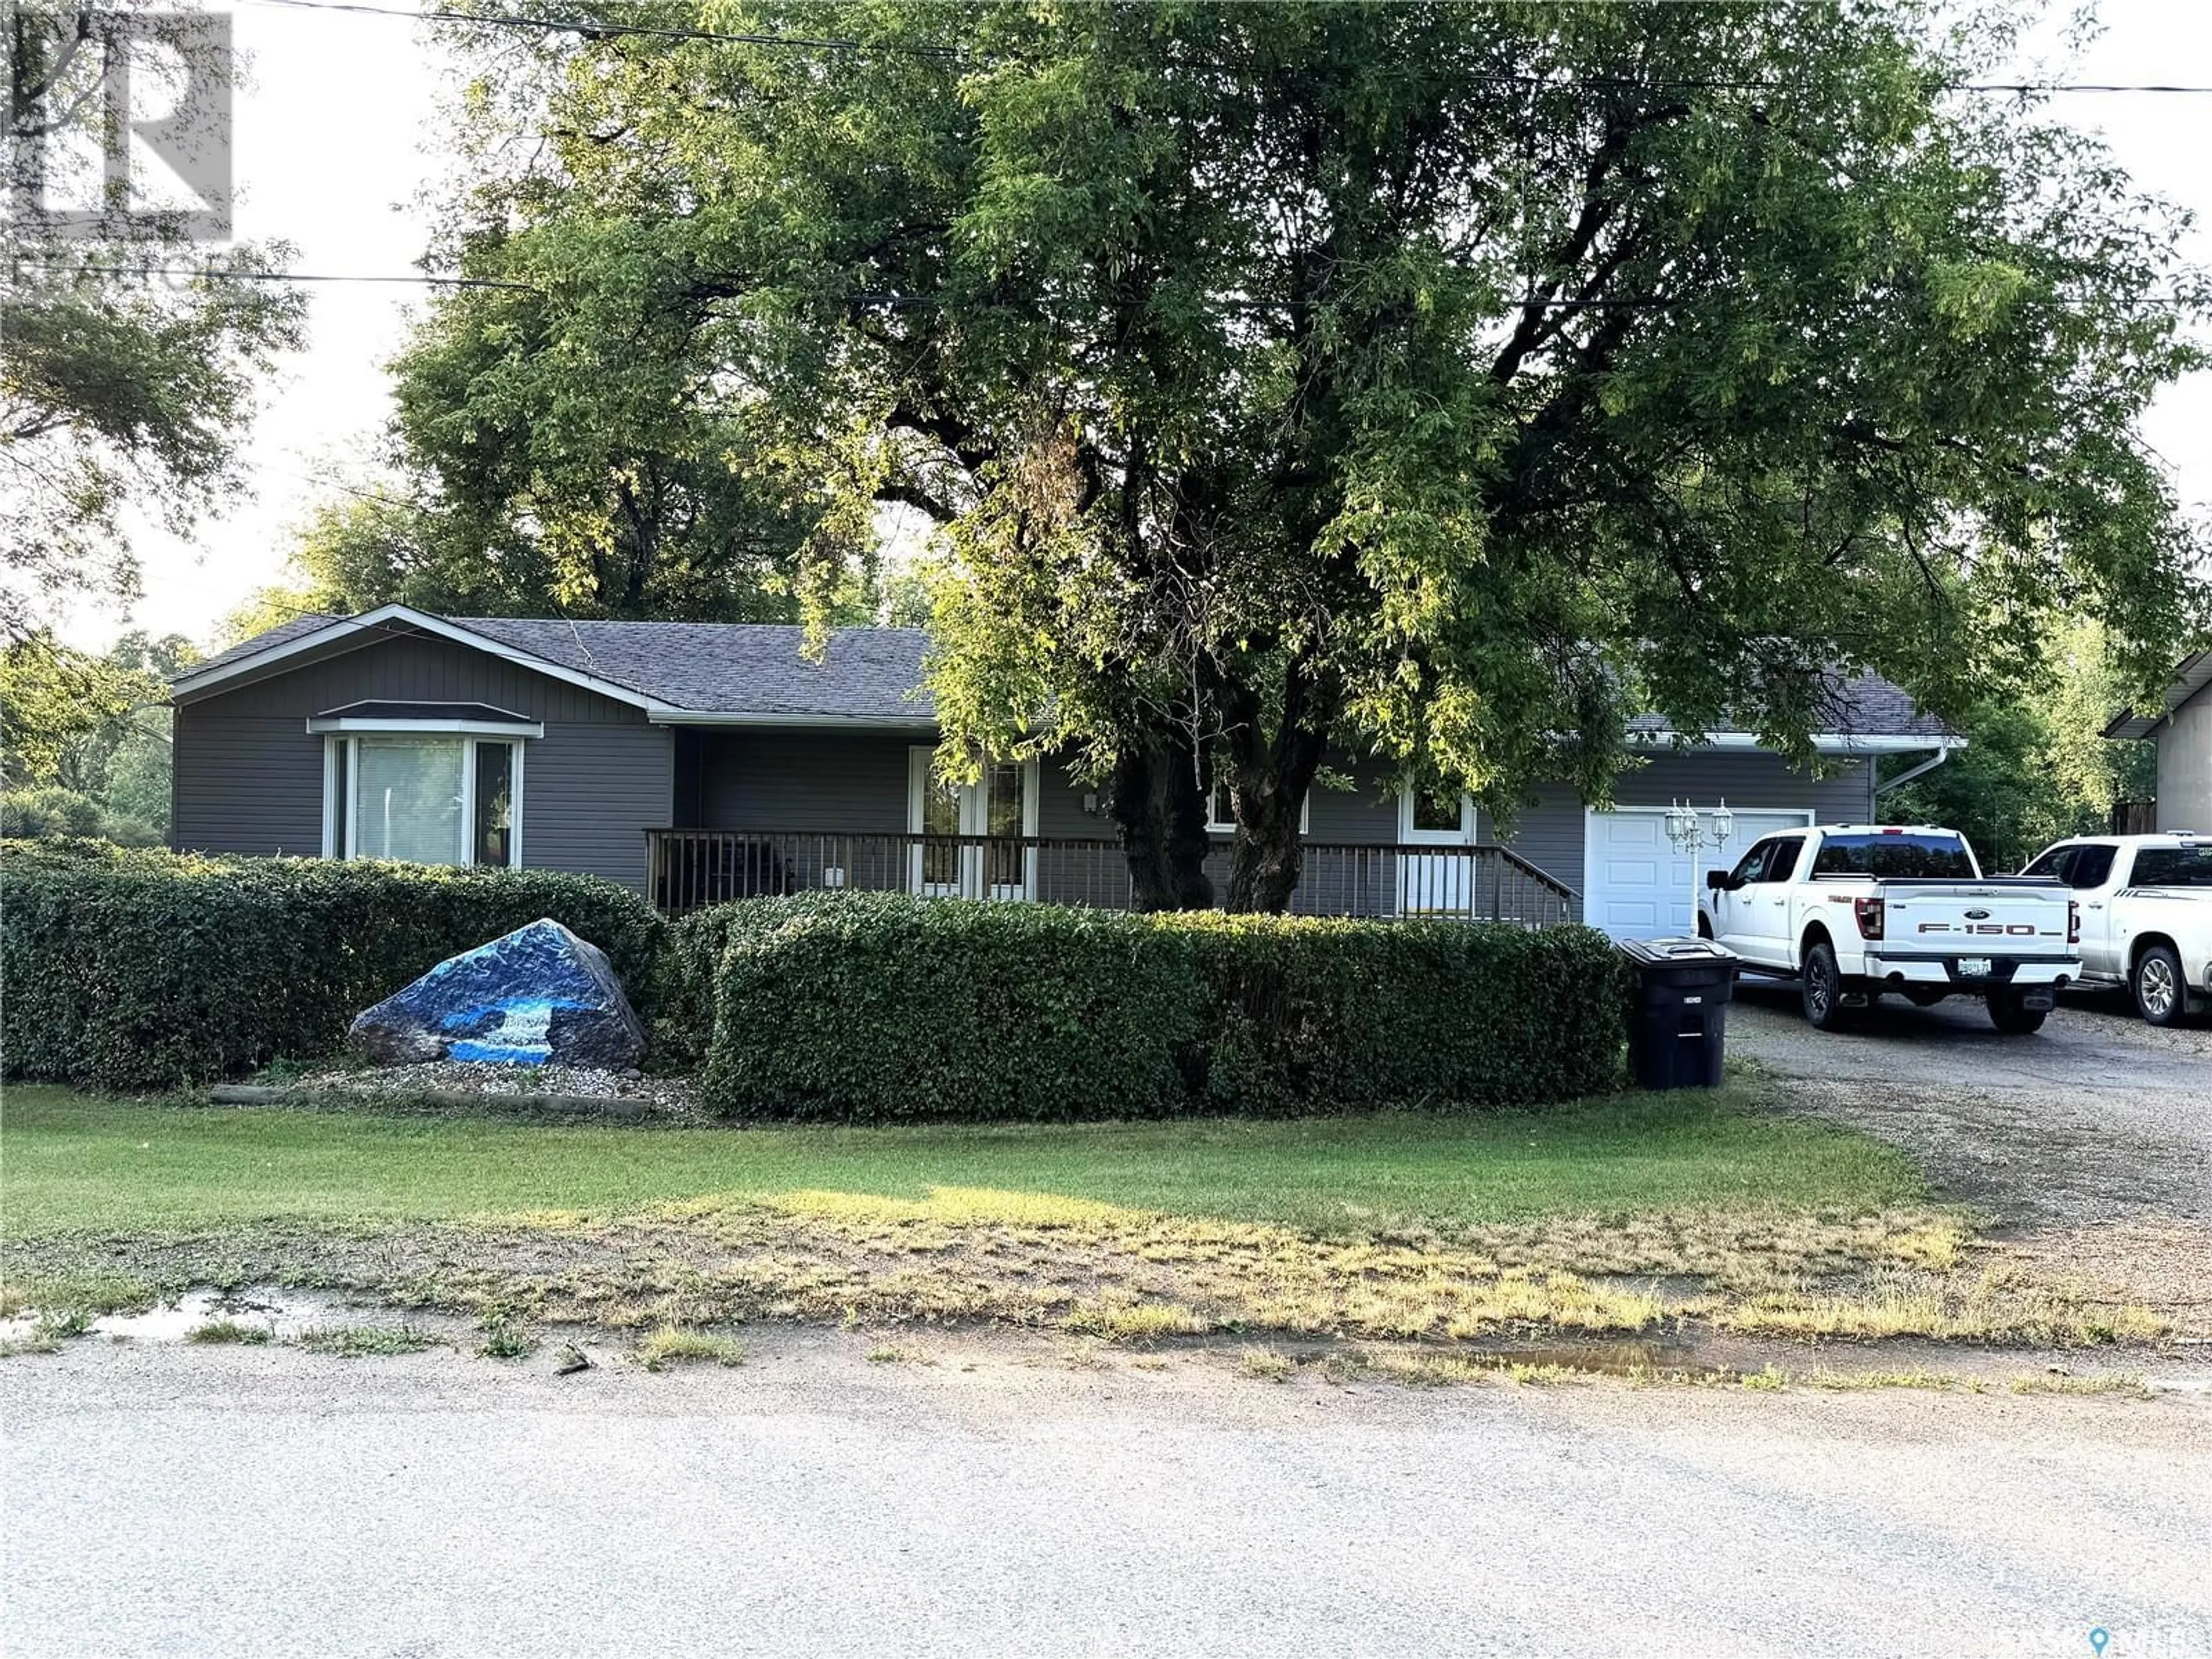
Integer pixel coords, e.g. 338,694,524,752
169,604,667,713
2104,651,2212,740
1629,732,1968,756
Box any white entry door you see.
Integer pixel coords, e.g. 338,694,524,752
1581,806,1815,941
1397,786,1478,916
908,749,1039,901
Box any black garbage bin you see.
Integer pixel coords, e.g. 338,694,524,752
1619,937,1740,1090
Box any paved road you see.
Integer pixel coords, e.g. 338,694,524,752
1728,983,2212,1230
6,1335,2209,1659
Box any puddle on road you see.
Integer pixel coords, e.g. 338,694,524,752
2,1288,363,1346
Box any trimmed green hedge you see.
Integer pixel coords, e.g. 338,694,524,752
1,845,667,1090
1175,911,1629,1113
698,893,1627,1122
699,894,1204,1122
5,846,1630,1113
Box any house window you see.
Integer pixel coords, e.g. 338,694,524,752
1398,785,1476,844
1203,778,1310,834
323,734,526,867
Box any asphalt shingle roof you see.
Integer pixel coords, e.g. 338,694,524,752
1626,669,1953,741
181,611,1946,737
454,618,932,718
180,612,339,677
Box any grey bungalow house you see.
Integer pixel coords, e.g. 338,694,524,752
168,604,1960,940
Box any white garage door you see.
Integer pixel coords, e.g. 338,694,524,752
1582,807,1815,941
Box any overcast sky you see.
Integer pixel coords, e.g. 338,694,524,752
55,0,2212,651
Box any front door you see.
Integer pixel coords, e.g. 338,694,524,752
1398,787,1476,915
908,749,1037,901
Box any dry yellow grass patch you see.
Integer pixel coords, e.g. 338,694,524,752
634,1325,746,1371
1715,1268,2166,1346
1067,1300,1211,1340
11,1183,2158,1359
1236,1347,1295,1382
324,1193,2156,1353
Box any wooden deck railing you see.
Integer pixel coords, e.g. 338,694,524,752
645,828,1578,926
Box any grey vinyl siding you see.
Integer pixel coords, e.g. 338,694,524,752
695,732,914,832
183,632,649,724
172,631,672,891
1308,756,1404,843
2154,689,2212,831
1037,756,1102,837
1612,750,1875,820
521,723,673,889
171,707,326,857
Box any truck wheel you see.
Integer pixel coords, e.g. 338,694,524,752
1801,941,1849,1031
2133,945,2187,1027
1987,990,2047,1036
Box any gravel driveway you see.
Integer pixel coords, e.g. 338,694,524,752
1727,980,2212,1330
1728,982,2210,1227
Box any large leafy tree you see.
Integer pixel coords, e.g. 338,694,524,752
1884,612,2165,870
242,248,880,628
0,630,190,845
376,263,841,620
433,0,2206,908
4,6,303,643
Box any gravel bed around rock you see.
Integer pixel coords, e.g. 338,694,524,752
267,1060,702,1119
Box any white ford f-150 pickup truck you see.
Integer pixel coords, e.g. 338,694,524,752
1699,825,2078,1033
2018,832,2212,1026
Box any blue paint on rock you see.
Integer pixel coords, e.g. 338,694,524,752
347,920,646,1070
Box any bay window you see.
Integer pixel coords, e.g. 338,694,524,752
310,703,537,867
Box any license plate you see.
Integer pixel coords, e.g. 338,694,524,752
1957,957,1991,978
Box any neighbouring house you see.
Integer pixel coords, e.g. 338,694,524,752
167,604,1960,940
2104,650,2212,834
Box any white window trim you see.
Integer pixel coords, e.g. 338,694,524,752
307,715,544,738
1205,783,1309,836
1397,785,1478,846
907,747,1041,900
321,732,527,868
321,734,345,860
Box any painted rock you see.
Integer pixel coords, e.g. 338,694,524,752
347,919,646,1069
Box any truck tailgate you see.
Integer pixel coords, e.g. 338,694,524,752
1876,882,2071,952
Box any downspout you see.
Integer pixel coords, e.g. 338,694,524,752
1874,747,1952,801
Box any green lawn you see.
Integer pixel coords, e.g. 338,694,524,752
0,1081,1923,1237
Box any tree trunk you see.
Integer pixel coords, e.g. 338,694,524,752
1224,724,1325,913
1109,732,1214,912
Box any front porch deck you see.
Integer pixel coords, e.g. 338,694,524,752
644,828,1578,926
